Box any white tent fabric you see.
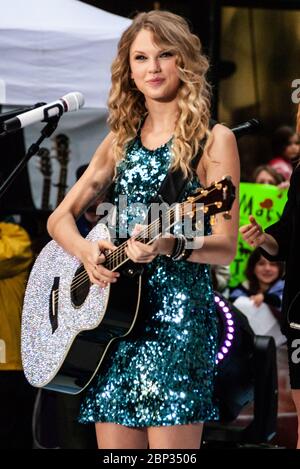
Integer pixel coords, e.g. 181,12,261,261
0,0,131,108
0,0,131,209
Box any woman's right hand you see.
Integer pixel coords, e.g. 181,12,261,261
79,239,120,288
239,215,266,248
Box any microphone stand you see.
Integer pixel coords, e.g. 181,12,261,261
0,115,61,201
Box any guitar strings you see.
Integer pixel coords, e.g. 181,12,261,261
52,185,226,302
52,200,221,305
83,185,218,271
55,200,220,301
60,190,206,291
82,187,208,271
52,187,223,303
53,203,221,307
53,204,179,299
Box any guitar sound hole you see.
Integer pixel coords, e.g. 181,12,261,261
71,265,91,307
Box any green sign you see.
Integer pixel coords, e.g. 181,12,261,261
229,183,288,287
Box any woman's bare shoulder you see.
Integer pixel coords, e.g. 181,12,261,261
201,123,236,169
86,132,116,178
92,132,115,162
211,123,235,141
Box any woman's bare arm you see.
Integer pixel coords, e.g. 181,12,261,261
47,132,119,287
240,215,279,255
47,132,115,257
188,124,240,265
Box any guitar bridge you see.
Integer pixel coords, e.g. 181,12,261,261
49,277,59,334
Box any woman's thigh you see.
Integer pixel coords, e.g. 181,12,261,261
95,422,148,449
147,423,203,449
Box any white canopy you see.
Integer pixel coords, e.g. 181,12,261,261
0,0,131,108
0,0,131,209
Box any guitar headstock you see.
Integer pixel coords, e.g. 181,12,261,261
184,176,236,224
54,133,70,167
37,147,52,177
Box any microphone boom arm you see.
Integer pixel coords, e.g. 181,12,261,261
0,115,61,201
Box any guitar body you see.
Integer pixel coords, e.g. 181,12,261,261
21,223,142,394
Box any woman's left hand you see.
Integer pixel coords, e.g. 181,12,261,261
250,293,264,307
125,224,175,263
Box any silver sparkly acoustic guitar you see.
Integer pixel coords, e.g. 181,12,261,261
21,177,235,394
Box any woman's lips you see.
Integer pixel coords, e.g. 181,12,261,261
147,78,164,85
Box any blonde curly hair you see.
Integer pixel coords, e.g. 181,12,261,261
108,10,212,178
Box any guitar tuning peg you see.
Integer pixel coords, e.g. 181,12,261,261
195,187,204,194
210,215,216,225
223,211,232,220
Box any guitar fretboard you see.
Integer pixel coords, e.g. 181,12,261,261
104,204,182,271
41,177,51,210
70,177,235,290
56,166,68,206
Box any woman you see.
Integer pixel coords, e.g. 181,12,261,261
47,11,240,449
229,249,285,346
269,125,300,182
240,103,300,448
252,164,284,186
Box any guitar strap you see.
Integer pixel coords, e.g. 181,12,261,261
150,119,217,206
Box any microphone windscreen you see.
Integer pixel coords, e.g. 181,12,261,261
63,92,85,111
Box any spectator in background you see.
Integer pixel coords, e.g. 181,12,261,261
0,220,36,448
269,125,300,182
253,164,285,186
229,248,286,347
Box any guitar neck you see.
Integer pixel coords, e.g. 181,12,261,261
56,166,68,206
41,177,51,210
103,178,234,272
71,176,235,293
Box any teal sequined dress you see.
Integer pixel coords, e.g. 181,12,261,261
79,135,219,427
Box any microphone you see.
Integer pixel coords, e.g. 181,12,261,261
0,103,46,125
2,92,84,134
231,118,260,138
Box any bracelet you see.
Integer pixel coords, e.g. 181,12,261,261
166,235,193,261
166,237,180,259
172,235,186,261
180,243,193,261
166,236,184,259
174,236,193,261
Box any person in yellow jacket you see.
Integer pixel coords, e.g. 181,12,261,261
0,220,36,448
